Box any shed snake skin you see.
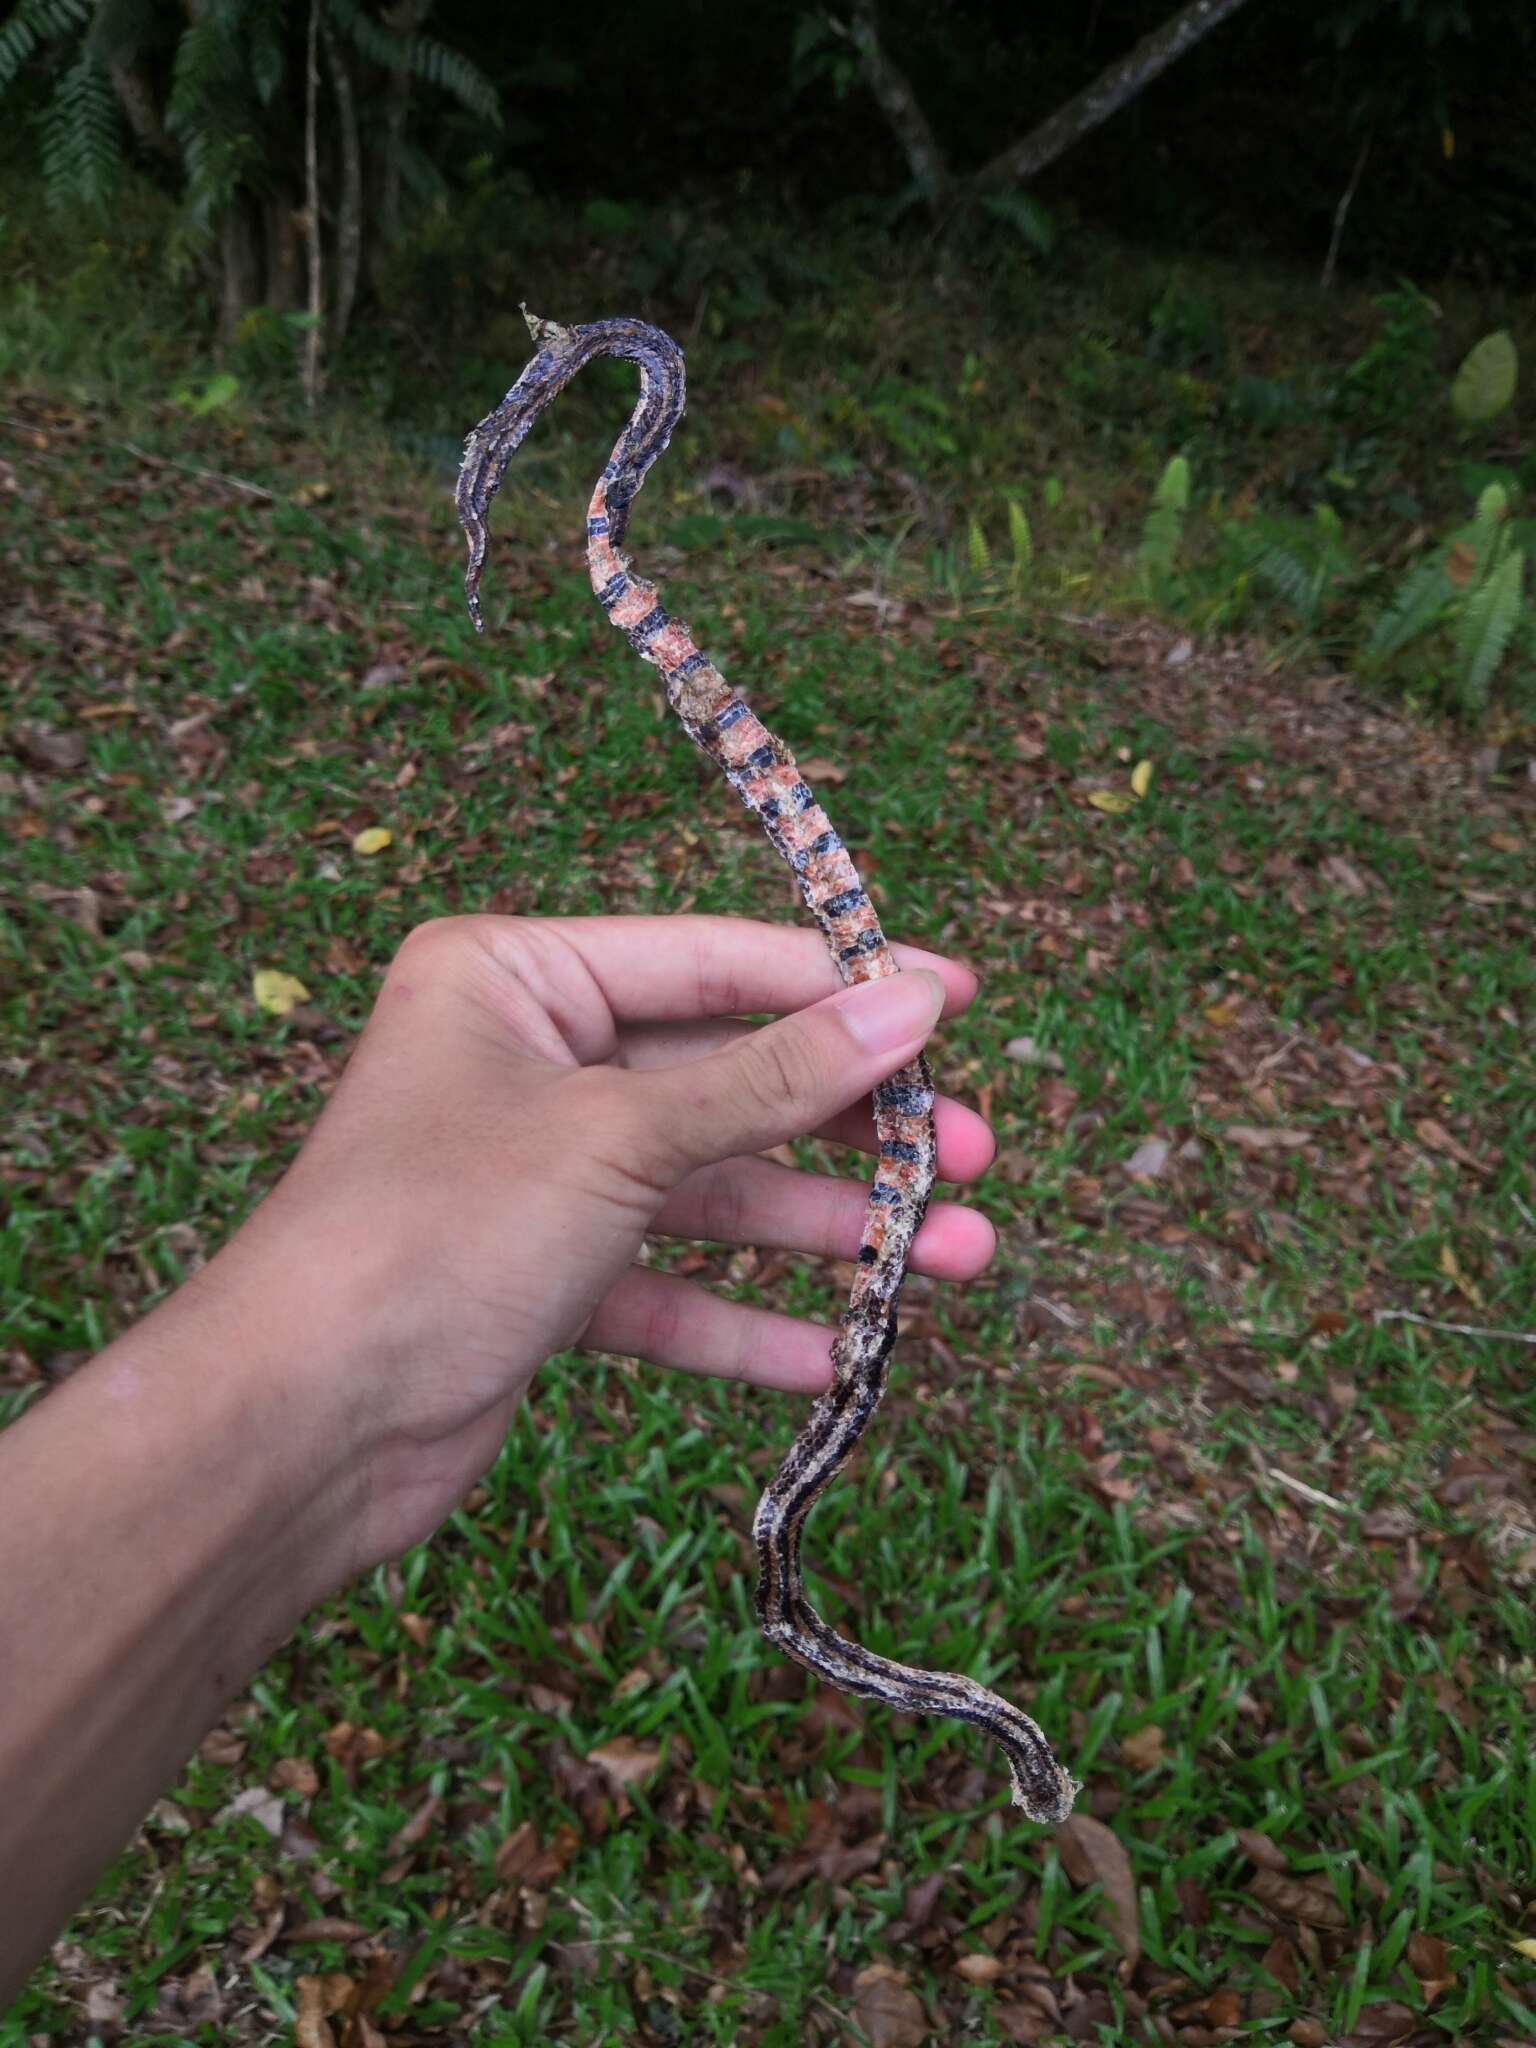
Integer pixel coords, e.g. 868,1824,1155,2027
456,309,1075,1824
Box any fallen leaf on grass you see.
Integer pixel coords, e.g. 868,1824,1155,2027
954,1953,1003,1984
851,1962,928,2048
1223,1124,1311,1152
1087,789,1135,814
386,1791,442,1858
1119,1723,1166,1769
1055,1813,1139,1959
216,1785,284,1837
295,1970,352,2048
587,1735,662,1789
1347,2001,1418,2043
495,1818,580,1886
1415,1118,1488,1174
1235,1827,1290,1872
11,721,86,773
1003,1034,1065,1071
352,826,392,856
1124,1137,1170,1182
1249,1868,1350,1929
1131,758,1154,797
795,756,848,783
253,969,311,1016
285,1918,369,1944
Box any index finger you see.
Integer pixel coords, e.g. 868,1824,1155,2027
529,912,979,1025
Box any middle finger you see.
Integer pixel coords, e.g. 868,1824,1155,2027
651,1152,997,1281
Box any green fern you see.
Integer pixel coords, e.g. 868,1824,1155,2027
0,0,90,92
1137,455,1191,596
1454,548,1525,710
1365,556,1454,668
42,49,124,207
966,516,990,575
1007,499,1032,577
326,0,500,123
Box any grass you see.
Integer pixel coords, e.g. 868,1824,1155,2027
3,224,1536,2043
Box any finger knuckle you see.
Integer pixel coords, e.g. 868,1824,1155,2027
743,1029,817,1124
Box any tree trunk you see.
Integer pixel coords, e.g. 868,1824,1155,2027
108,59,177,165
264,198,302,313
323,22,363,349
301,0,324,409
217,206,260,351
973,0,1255,190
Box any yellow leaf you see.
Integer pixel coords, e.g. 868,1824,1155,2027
1509,1938,1536,1960
352,826,392,856
1130,759,1154,799
1439,1241,1485,1308
1442,127,1455,160
253,969,310,1016
1088,791,1135,814
1203,1002,1240,1029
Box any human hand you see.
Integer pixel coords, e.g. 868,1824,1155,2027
224,913,997,1577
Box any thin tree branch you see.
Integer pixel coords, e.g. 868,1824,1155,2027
1320,130,1372,291
973,0,1255,191
322,19,362,350
1374,1310,1536,1345
832,0,952,207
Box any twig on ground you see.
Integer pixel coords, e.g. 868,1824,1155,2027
1374,1309,1536,1345
1266,1468,1348,1513
120,442,282,503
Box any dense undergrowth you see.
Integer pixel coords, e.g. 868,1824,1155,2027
5,167,1534,723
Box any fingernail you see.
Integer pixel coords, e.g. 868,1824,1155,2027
835,969,945,1054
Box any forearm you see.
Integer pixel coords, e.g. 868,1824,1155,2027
0,1256,361,2004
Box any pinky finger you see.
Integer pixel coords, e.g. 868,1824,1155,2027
578,1266,835,1396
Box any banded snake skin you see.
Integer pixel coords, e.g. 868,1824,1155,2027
456,310,1076,1825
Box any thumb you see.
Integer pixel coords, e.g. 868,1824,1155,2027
638,968,946,1175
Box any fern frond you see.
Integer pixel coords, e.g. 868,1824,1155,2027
1365,556,1453,667
0,0,91,91
1007,499,1032,576
966,516,990,574
41,50,125,208
325,0,411,70
1137,456,1191,596
1453,548,1524,710
406,34,500,124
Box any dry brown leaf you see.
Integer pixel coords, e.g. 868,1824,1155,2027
12,722,86,773
1055,1813,1139,1959
1235,1828,1290,1872
1250,1868,1350,1929
269,1756,320,1797
587,1735,662,1789
1124,1137,1171,1182
1414,1118,1488,1174
795,756,847,782
216,1785,284,1836
1347,2001,1418,2043
294,1972,352,2048
954,1953,1003,1984
851,1962,928,2048
1224,1124,1311,1152
285,1918,368,1944
386,1791,442,1858
1119,1723,1166,1769
494,1818,579,1886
